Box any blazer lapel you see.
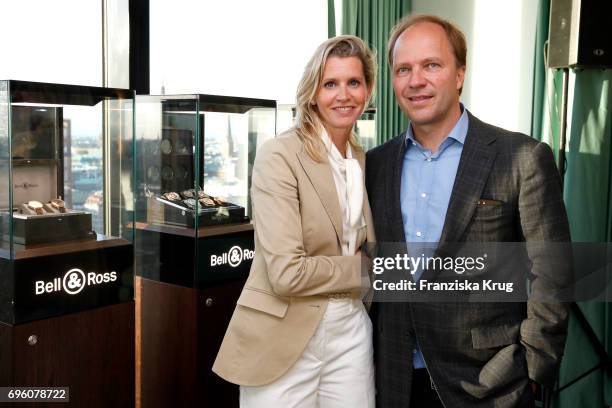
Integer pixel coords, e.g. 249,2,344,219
296,147,343,244
439,112,498,244
388,136,409,243
354,147,375,243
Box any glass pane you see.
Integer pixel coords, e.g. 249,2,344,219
108,98,134,240
134,95,199,285
4,81,134,257
134,94,276,287
0,81,10,257
63,104,104,232
198,103,275,227
356,109,376,152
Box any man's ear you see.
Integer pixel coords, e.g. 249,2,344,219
456,65,466,91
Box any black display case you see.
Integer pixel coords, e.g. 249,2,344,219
0,80,135,323
0,80,135,407
134,94,276,408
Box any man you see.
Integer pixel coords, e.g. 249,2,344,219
366,14,570,407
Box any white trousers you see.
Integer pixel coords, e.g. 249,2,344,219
240,298,375,408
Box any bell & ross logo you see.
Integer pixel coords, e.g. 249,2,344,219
210,245,254,268
35,268,118,296
63,268,86,295
14,182,39,189
228,246,243,267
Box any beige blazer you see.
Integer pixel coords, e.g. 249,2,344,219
212,129,375,386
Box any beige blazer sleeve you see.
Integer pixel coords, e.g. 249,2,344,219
251,136,362,297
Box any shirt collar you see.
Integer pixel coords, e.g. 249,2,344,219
404,103,469,148
321,128,353,160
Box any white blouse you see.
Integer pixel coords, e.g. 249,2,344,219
321,130,366,256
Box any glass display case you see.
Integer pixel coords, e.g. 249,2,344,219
134,94,276,287
0,80,134,324
356,107,376,151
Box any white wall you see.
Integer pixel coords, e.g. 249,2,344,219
0,0,102,86
150,0,328,105
412,0,539,134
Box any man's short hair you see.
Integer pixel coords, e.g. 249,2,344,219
387,14,467,69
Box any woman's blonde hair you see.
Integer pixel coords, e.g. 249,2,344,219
295,35,376,162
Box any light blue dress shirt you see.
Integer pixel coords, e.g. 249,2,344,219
400,106,469,369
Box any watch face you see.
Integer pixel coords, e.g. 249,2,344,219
176,165,190,180
213,197,227,206
181,189,196,199
162,192,181,201
51,198,65,207
183,198,197,209
175,139,189,155
147,165,160,182
199,196,215,207
161,165,174,180
28,200,43,209
160,139,173,155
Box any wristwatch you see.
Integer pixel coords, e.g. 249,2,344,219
162,192,181,201
27,200,45,215
175,139,189,155
177,165,189,180
183,198,198,210
161,165,174,181
199,196,215,207
147,165,160,182
51,198,66,213
213,197,227,206
181,189,196,199
160,139,173,155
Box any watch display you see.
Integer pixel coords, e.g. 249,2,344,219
51,198,66,213
199,196,215,207
181,189,196,199
27,200,45,214
176,165,190,180
147,165,161,182
183,198,197,210
19,197,76,216
1,80,135,324
161,166,174,181
160,139,173,155
175,139,189,155
135,94,276,230
162,192,181,202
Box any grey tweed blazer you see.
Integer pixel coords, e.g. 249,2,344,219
365,111,570,408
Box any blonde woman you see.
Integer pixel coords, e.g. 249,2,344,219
213,35,377,407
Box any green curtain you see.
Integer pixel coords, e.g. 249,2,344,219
532,0,565,164
328,0,336,38
534,2,612,407
551,70,612,408
340,0,411,146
